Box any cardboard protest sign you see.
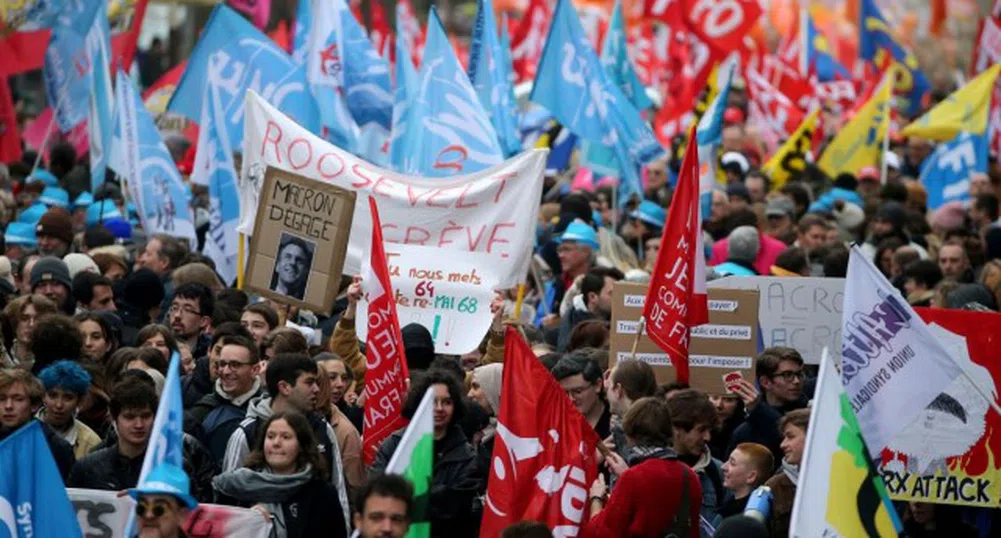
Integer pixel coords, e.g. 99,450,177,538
355,243,499,355
610,281,760,395
70,488,272,538
245,167,355,312
878,308,1001,508
710,276,844,365
241,90,547,288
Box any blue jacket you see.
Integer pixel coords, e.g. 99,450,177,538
712,261,757,277
808,187,864,213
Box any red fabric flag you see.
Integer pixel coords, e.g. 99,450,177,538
0,77,22,164
684,0,762,55
229,0,272,30
361,196,410,465
480,327,600,537
0,30,48,76
745,68,805,139
369,0,391,59
641,135,708,385
268,20,291,53
510,0,551,83
111,0,149,71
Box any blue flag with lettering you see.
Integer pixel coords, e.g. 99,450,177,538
399,8,503,177
389,9,421,170
919,131,988,210
601,0,652,111
42,0,100,131
86,0,114,192
167,4,317,146
697,61,735,219
0,421,82,538
859,0,930,116
112,72,197,245
532,0,663,205
292,0,311,64
468,0,522,157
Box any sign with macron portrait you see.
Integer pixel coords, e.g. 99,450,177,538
245,167,356,312
610,281,760,395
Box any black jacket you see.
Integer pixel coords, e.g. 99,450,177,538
372,424,479,536
727,395,809,468
215,477,347,538
556,305,596,352
182,356,215,409
68,434,218,502
0,420,75,480
187,383,266,464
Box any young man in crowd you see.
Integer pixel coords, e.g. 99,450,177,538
719,442,774,517
552,354,611,439
902,260,943,307
168,282,214,358
666,388,725,528
556,266,623,352
240,302,279,347
0,367,75,478
603,358,658,461
354,474,414,538
187,334,266,464
37,360,101,459
938,240,973,283
31,256,74,314
72,272,116,312
181,322,253,408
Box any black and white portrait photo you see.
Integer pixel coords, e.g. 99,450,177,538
270,233,314,301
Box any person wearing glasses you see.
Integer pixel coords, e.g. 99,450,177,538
551,353,611,439
187,335,266,464
167,283,213,358
725,347,809,467
127,461,199,538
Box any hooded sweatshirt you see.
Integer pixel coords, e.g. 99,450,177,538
222,395,351,533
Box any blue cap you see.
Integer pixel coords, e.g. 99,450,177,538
556,219,600,250
73,192,94,209
85,200,123,227
38,186,70,208
102,217,132,240
18,203,48,224
630,200,666,229
27,169,58,187
5,222,37,247
127,462,198,510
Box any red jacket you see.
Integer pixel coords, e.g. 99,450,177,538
581,458,702,538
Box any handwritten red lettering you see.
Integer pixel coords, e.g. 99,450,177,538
351,164,376,188
487,223,515,257
261,122,283,163
439,221,462,248
406,185,433,206
403,226,431,245
493,173,515,203
433,145,468,171
466,225,487,250
372,177,395,198
287,138,313,170
317,152,345,179
455,183,479,209
426,187,454,208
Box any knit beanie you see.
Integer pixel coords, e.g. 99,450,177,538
36,208,74,244
123,268,166,312
63,253,99,279
30,256,72,290
402,323,435,372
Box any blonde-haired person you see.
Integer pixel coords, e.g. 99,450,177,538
719,442,774,517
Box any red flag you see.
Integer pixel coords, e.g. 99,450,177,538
647,0,760,56
641,135,708,385
397,0,424,67
745,68,805,139
510,0,551,83
268,20,291,53
0,77,21,164
229,0,272,30
0,30,48,75
369,0,391,59
111,0,149,71
361,196,410,465
480,327,600,537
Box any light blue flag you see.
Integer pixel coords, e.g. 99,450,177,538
389,7,420,170
124,352,186,536
500,13,516,87
192,84,241,285
697,61,735,219
112,72,196,245
468,0,522,157
531,0,663,205
167,4,318,147
400,8,504,177
86,0,114,193
0,421,83,537
42,0,100,131
292,0,311,64
339,2,392,131
600,0,652,112
919,131,988,210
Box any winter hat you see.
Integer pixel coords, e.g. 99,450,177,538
874,201,906,231
84,226,116,250
85,200,122,226
402,323,435,372
5,221,37,247
63,253,99,279
123,268,166,312
472,363,503,415
102,218,133,241
35,208,74,244
30,256,72,290
832,201,865,235
930,201,966,232
18,203,48,224
720,152,751,176
27,169,58,187
629,200,666,229
556,219,600,250
73,192,94,209
38,186,70,208
833,173,859,191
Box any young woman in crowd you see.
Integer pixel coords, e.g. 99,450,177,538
2,294,56,368
314,353,365,493
212,410,347,538
135,324,179,364
75,312,116,363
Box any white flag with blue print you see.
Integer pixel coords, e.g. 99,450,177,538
389,6,420,171
468,0,522,157
531,0,662,204
399,8,504,177
86,0,114,193
112,72,196,246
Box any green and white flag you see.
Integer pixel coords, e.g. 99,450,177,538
385,387,434,538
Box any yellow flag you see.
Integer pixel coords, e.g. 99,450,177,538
763,108,820,190
818,70,894,178
901,63,1001,141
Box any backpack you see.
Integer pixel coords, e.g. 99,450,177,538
201,401,249,464
663,466,692,538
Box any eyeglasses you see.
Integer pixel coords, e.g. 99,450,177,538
772,370,806,382
216,360,252,371
169,305,202,317
135,499,175,519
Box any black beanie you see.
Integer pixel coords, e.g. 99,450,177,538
402,323,435,372
833,173,858,191
123,268,165,312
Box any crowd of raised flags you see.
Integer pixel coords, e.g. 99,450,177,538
4,0,1001,537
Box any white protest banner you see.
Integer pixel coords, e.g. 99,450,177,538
241,90,547,288
356,243,500,354
70,488,272,538
709,276,844,364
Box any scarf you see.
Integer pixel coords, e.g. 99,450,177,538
627,445,678,466
212,465,315,538
781,458,799,486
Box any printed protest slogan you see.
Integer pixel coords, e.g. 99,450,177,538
70,488,272,538
355,243,499,354
710,276,844,364
241,91,546,288
878,309,1001,507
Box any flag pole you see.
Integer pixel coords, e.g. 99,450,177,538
29,116,58,176
513,283,526,320
237,232,246,289
879,67,894,185
630,316,645,359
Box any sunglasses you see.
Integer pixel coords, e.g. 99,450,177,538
135,500,175,519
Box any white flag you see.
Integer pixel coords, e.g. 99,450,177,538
841,246,962,453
